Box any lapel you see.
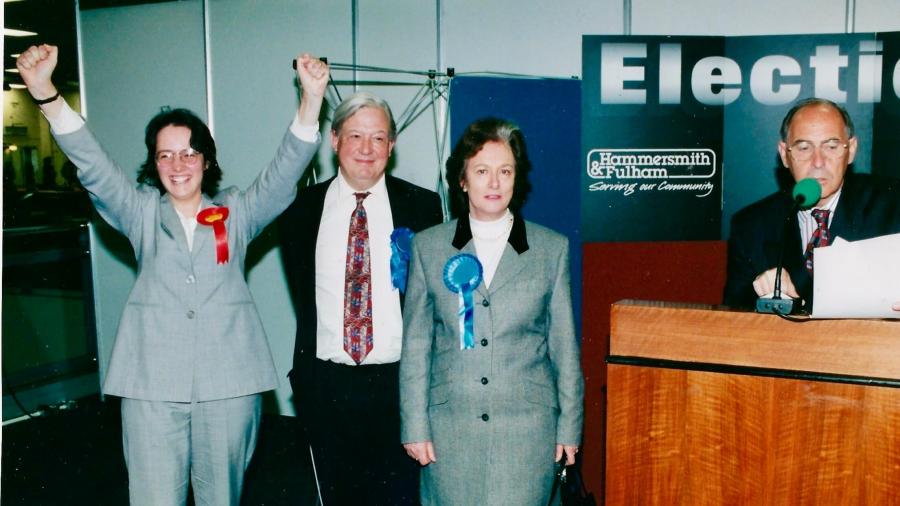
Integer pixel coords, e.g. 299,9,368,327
191,194,219,263
290,178,333,357
783,208,804,272
450,212,530,297
384,176,412,303
456,237,488,299
304,179,332,248
484,215,529,294
760,193,802,267
385,175,406,229
159,193,190,254
782,209,811,296
485,244,529,294
828,177,860,238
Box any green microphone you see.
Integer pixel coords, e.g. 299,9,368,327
791,177,822,209
756,177,823,316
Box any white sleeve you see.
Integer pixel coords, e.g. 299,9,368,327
42,99,85,135
289,112,320,143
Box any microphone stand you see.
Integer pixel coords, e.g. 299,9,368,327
756,203,803,315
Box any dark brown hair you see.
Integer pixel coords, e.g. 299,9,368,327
445,117,532,218
137,108,222,196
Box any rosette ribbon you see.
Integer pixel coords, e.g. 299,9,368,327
443,253,483,350
197,206,230,264
390,227,414,294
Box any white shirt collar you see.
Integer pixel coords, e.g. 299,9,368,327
336,170,387,200
802,185,842,217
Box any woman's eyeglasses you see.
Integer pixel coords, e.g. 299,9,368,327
155,148,202,167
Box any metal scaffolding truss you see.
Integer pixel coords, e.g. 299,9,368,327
313,61,563,217
318,61,454,216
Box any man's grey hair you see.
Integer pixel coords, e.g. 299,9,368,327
779,97,856,141
331,91,397,140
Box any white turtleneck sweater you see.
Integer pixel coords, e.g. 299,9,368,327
470,209,514,287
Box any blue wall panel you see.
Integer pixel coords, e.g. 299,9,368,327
449,76,583,332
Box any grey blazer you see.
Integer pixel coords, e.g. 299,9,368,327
54,124,319,402
399,215,584,505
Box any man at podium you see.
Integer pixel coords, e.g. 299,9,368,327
724,97,900,312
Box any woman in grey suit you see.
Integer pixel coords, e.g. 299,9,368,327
400,118,584,505
17,45,327,505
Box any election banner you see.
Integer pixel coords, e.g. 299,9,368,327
582,32,900,242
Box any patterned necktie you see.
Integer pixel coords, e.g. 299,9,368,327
804,209,831,275
344,192,373,364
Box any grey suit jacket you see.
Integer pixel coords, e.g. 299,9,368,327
54,123,319,402
399,215,584,505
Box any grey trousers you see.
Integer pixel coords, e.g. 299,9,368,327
120,394,262,506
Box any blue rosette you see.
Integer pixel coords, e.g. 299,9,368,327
390,227,415,294
443,253,483,350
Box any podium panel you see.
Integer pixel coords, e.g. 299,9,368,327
606,301,900,505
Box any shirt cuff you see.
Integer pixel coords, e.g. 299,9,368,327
44,100,85,135
290,113,320,143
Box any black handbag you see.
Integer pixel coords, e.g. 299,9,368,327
550,459,597,506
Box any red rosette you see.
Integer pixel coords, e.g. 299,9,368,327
197,207,230,264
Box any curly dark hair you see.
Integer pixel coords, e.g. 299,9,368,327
137,108,222,196
445,117,532,218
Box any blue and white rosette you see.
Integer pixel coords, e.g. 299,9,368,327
390,227,415,294
443,253,483,350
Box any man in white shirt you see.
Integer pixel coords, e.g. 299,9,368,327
279,92,442,505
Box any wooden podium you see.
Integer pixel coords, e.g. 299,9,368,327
606,300,900,505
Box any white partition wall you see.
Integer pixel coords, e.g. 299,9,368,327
443,0,622,77
632,0,850,35
204,1,354,414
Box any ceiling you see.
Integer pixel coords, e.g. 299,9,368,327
4,0,177,92
4,0,79,91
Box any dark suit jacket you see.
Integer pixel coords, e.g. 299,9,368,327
723,173,900,311
278,174,443,429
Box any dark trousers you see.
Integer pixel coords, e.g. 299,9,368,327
305,359,419,506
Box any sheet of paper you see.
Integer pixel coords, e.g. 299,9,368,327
812,232,900,319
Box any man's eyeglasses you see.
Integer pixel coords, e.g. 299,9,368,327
155,148,202,167
787,139,848,162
